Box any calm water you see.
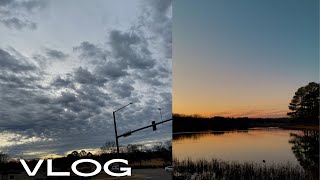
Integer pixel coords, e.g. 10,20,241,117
173,128,319,167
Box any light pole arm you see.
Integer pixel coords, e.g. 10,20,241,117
117,118,172,138
114,102,133,112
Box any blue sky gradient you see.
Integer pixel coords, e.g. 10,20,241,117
173,0,319,117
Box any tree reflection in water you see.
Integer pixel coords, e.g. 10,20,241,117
289,131,319,179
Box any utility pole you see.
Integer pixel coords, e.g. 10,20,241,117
112,102,133,158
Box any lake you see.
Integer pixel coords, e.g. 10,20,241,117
173,128,319,168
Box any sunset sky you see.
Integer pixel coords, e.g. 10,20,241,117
173,0,319,118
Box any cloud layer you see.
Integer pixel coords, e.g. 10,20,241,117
0,0,46,30
0,0,172,158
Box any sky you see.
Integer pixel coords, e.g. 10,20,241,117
173,0,319,118
0,0,172,158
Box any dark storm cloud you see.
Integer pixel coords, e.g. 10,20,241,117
0,48,44,92
55,92,77,105
45,48,69,60
0,0,172,158
0,0,11,6
74,67,98,84
73,41,108,63
51,75,74,88
0,18,36,30
0,0,45,10
132,65,171,87
109,30,156,69
32,48,68,69
0,49,36,72
95,61,129,80
51,67,108,87
13,0,46,11
111,82,135,98
0,48,108,144
143,0,172,58
0,0,45,30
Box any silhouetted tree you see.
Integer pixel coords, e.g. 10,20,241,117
287,82,319,123
126,144,144,166
79,150,87,157
165,140,172,151
153,142,166,152
0,152,9,163
100,140,117,154
126,144,140,153
87,152,93,157
71,150,79,157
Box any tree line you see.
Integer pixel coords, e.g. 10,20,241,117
0,141,172,172
173,82,319,133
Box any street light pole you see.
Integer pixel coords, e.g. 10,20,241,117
112,111,120,156
113,102,133,158
158,108,163,121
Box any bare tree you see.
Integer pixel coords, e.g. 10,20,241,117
100,140,117,154
126,144,140,153
153,142,165,152
165,140,172,151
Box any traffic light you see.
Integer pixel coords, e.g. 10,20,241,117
122,131,132,137
152,121,157,131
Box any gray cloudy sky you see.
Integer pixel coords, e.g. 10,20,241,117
0,0,172,158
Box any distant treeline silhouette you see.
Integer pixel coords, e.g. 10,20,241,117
0,142,172,173
173,82,319,133
172,130,249,141
173,114,293,133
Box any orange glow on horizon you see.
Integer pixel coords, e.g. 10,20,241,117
173,96,290,118
172,79,294,118
173,111,288,118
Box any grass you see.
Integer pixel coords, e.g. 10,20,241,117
173,158,316,180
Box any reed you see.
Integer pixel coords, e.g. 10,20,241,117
173,158,315,180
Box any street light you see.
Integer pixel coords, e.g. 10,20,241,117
158,108,163,121
113,102,133,157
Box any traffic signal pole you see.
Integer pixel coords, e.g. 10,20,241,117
117,118,172,138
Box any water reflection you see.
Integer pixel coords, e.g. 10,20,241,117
173,130,249,140
289,131,319,178
173,128,303,165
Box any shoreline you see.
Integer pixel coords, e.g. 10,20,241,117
173,115,319,133
279,124,319,131
173,125,319,134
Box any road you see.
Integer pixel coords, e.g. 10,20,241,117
91,169,172,180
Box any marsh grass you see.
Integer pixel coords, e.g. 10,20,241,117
173,158,315,180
